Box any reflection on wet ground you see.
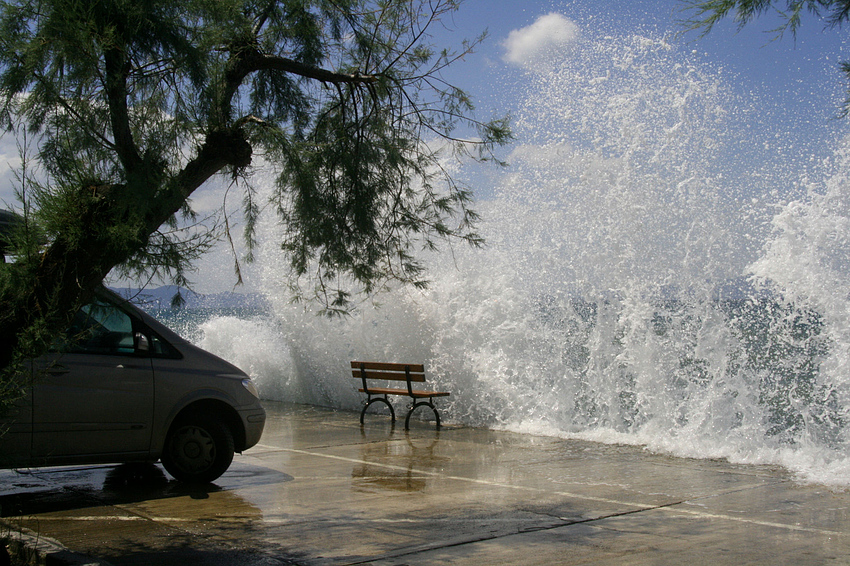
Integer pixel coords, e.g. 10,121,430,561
352,430,446,493
1,402,849,565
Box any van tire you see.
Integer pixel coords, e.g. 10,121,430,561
161,415,235,483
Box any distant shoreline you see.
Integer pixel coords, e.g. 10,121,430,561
110,285,270,311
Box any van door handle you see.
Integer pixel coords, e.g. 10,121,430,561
44,366,69,376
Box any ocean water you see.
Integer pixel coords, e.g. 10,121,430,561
153,30,850,487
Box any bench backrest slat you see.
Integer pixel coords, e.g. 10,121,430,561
351,361,426,383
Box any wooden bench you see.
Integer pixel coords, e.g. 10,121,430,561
351,361,450,429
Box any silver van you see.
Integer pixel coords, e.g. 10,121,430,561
0,287,266,483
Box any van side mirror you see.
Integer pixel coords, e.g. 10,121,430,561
135,332,150,353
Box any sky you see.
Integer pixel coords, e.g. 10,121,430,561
2,0,849,293
441,0,850,147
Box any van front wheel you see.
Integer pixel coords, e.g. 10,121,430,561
161,415,235,483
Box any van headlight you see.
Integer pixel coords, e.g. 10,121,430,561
241,378,260,398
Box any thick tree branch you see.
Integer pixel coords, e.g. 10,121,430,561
217,45,380,127
103,46,143,172
253,54,379,85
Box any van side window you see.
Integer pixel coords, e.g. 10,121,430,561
63,299,136,355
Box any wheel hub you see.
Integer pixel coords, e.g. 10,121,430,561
173,426,215,472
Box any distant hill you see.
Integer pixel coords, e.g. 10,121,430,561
110,285,271,311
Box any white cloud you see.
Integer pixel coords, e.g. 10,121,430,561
502,13,580,68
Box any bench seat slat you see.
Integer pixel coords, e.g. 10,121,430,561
351,369,426,382
358,387,451,398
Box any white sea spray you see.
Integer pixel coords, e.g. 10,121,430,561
180,29,850,487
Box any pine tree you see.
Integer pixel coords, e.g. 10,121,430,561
0,0,510,385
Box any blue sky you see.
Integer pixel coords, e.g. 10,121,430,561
458,0,850,93
3,0,850,292
1,1,847,203
442,0,850,148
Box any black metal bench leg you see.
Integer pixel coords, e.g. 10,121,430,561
360,395,396,425
405,400,441,430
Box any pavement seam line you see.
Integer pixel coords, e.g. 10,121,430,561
655,505,849,537
339,503,685,566
278,447,847,538
279,447,655,508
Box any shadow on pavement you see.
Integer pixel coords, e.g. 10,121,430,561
0,461,292,518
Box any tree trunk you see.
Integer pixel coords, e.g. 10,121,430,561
0,129,252,374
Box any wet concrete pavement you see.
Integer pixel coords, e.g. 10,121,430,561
1,401,849,565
